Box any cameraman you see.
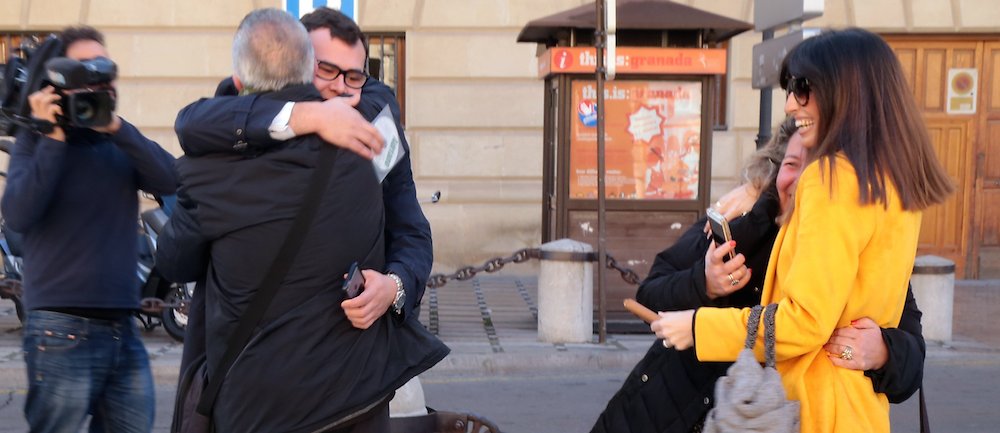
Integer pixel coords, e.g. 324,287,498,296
1,26,177,433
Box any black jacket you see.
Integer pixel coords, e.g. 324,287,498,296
173,78,432,320
591,190,925,433
158,84,448,432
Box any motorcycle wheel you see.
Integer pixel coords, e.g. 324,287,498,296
161,282,193,342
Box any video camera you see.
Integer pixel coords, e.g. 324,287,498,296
0,35,117,136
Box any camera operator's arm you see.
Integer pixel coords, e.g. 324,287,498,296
0,89,70,232
103,117,177,195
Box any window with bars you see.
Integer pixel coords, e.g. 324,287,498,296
0,32,54,63
366,33,405,124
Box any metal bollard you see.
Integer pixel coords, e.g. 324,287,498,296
537,239,594,343
910,255,955,343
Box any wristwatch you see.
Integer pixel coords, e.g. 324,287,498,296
388,273,405,315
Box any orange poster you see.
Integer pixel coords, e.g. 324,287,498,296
569,80,702,200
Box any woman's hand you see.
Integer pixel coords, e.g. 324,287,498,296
824,317,889,371
651,310,696,350
713,184,759,221
704,240,751,299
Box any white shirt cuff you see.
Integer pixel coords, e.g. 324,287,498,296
267,102,296,141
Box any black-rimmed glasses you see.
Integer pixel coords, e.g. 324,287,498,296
315,60,368,89
784,76,811,107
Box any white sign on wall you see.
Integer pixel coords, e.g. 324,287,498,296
285,0,358,22
947,68,978,115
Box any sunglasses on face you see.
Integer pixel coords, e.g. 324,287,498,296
784,76,811,107
315,60,368,89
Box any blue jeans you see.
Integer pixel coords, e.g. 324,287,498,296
22,310,155,433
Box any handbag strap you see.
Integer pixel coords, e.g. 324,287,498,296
762,303,778,368
743,305,765,350
196,145,339,415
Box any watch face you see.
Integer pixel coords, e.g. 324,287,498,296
393,290,405,309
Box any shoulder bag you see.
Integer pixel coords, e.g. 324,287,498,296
702,303,800,433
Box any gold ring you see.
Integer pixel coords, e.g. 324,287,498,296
840,345,854,361
728,273,739,286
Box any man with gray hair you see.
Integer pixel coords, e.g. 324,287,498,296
158,8,447,432
230,7,313,93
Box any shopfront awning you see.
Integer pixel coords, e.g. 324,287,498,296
517,0,752,46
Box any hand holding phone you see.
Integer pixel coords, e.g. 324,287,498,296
342,262,365,299
706,207,735,261
623,299,660,324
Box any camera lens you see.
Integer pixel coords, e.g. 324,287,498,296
73,96,96,121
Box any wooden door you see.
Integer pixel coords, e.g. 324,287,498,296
889,40,980,277
977,43,1000,278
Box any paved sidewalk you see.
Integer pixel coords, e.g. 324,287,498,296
1,276,999,383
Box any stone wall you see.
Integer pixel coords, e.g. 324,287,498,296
2,0,995,273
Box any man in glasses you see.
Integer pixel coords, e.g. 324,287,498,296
170,7,432,378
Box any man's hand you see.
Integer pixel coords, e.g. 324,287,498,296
28,87,65,142
290,99,384,160
341,269,397,329
91,114,122,134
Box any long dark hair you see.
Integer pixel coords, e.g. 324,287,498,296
779,28,953,210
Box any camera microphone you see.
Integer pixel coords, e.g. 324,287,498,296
45,57,117,89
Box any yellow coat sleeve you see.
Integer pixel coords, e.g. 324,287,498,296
695,159,874,362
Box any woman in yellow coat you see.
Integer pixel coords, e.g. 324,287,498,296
650,28,953,432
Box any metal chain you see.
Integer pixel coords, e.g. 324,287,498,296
426,248,539,288
426,247,642,288
604,253,642,285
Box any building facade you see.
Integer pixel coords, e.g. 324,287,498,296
2,0,997,277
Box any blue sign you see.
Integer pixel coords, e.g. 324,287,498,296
285,0,357,21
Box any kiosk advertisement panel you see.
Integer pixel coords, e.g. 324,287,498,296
569,80,703,200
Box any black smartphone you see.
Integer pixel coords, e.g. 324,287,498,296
342,262,365,299
706,208,735,261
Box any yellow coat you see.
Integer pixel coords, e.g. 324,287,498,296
694,155,920,432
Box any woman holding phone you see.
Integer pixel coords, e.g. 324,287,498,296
591,117,926,433
651,28,953,432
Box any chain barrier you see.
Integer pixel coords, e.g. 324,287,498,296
426,247,641,288
137,246,640,308
605,253,641,286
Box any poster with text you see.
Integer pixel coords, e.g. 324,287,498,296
569,80,702,200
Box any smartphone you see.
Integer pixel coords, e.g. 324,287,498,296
623,299,660,324
342,262,365,299
705,207,735,261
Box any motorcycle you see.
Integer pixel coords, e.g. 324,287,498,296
0,138,25,323
136,194,192,342
0,138,189,341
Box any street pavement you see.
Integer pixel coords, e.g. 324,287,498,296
0,276,998,432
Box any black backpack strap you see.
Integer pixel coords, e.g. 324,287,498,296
196,145,339,415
